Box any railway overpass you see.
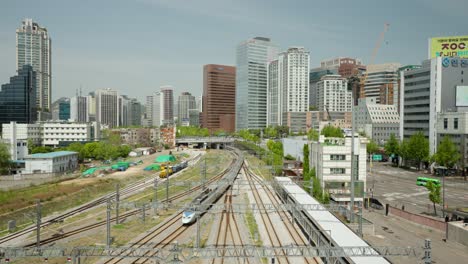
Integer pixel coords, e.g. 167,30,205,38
176,137,235,149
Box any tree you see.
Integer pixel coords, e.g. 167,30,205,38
398,138,410,167
384,133,399,156
408,132,430,170
31,146,53,154
434,136,460,169
307,129,319,141
367,139,379,155
303,144,310,176
275,125,289,137
320,125,344,138
426,181,441,215
0,142,11,174
67,142,84,160
264,126,278,138
284,154,295,160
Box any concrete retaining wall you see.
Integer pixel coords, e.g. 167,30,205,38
0,173,76,190
447,221,468,247
388,205,446,231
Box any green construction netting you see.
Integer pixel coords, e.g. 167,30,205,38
155,155,176,163
144,164,161,171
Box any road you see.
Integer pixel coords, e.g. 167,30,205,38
367,162,468,215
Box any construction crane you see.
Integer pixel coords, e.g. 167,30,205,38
359,23,390,98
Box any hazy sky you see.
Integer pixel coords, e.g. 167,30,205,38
0,0,467,103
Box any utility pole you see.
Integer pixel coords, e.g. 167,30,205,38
153,178,158,215
443,171,446,217
350,99,356,223
106,198,111,247
201,157,207,190
142,204,146,223
36,200,41,247
166,166,169,208
115,184,120,224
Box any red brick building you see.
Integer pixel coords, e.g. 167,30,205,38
202,64,236,133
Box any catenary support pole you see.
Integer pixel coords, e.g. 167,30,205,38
36,200,41,247
106,198,111,247
115,184,120,224
153,178,158,215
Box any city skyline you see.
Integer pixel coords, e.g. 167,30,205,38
1,0,467,102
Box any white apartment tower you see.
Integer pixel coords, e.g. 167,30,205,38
95,88,119,128
16,18,52,116
236,37,278,130
268,47,310,126
316,75,352,112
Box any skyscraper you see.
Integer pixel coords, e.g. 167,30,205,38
151,92,161,127
268,47,310,127
51,97,69,120
236,37,278,130
316,75,352,112
160,86,174,125
16,19,51,118
202,65,236,132
70,96,90,123
95,88,119,128
178,92,196,124
129,98,142,126
363,63,400,105
0,65,37,127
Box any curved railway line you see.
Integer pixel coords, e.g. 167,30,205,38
0,153,201,245
22,157,234,247
101,149,242,264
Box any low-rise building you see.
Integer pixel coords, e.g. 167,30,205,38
111,127,160,147
24,151,78,174
436,111,468,173
310,135,367,204
2,121,100,148
354,97,399,144
282,111,351,134
2,121,101,147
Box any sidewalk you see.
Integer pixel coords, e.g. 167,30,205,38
363,210,468,264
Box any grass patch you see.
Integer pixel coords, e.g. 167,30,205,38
243,194,262,246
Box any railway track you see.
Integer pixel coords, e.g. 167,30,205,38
211,185,249,264
0,153,202,246
101,149,242,264
245,166,320,264
23,162,233,247
243,165,290,264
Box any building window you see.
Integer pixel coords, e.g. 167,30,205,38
330,168,346,174
330,154,346,160
444,118,448,129
454,118,458,130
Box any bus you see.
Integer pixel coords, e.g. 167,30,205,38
416,177,441,187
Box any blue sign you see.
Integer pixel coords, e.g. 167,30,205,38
442,57,450,67
452,58,459,67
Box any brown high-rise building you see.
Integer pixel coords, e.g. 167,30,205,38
202,64,236,133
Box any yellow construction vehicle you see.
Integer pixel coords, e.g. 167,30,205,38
159,163,173,178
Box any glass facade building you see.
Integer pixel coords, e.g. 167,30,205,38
0,65,37,127
16,19,51,114
59,101,70,120
236,37,278,130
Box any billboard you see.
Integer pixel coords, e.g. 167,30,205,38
429,35,468,58
456,86,468,107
